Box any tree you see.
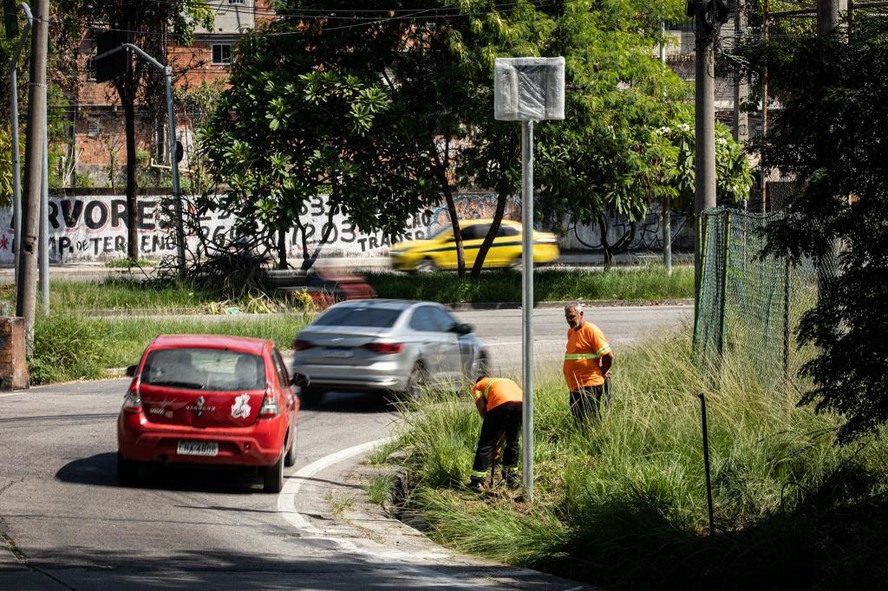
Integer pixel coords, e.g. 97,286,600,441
198,25,438,269
53,0,213,260
744,16,888,442
530,2,751,267
201,1,750,276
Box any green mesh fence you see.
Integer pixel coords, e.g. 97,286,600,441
693,208,836,391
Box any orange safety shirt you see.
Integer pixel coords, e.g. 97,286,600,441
563,321,611,390
472,377,523,411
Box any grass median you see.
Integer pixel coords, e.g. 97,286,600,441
0,265,692,384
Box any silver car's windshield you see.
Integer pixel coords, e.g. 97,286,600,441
313,307,402,328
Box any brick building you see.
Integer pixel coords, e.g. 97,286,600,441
64,0,275,188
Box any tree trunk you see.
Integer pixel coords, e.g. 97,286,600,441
277,225,287,270
123,100,139,260
470,192,508,280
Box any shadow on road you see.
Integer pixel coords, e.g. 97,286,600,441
56,452,276,494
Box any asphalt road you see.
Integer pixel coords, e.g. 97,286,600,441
0,305,690,590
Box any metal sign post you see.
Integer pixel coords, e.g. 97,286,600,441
494,57,564,501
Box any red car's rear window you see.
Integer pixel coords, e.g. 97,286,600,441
142,348,265,391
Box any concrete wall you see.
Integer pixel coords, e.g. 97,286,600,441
0,317,28,391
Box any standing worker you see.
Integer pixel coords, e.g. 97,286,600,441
466,375,523,492
563,301,614,425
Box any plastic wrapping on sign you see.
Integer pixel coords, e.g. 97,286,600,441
494,57,565,121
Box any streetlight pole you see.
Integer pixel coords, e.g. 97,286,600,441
93,42,186,277
7,1,32,286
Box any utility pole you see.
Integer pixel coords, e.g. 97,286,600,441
733,0,749,148
818,0,847,35
660,21,672,277
15,0,47,351
689,0,729,297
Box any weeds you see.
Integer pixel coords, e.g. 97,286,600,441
326,492,356,517
365,474,396,505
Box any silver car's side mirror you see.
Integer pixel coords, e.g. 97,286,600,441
452,323,474,335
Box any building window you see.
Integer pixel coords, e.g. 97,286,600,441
86,57,96,81
228,0,246,4
87,120,100,138
212,44,232,65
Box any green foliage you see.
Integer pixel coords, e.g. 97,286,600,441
364,474,396,505
388,331,888,589
0,128,12,204
198,19,439,261
198,0,748,274
740,16,888,443
30,314,109,384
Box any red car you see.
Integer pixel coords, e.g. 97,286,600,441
117,334,306,493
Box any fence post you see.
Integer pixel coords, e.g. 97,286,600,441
719,212,731,358
783,256,791,390
698,392,716,536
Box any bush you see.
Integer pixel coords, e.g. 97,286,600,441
29,314,110,384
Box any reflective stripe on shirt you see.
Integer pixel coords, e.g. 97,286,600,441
564,345,610,360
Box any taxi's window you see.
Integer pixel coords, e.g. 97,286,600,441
497,225,520,237
461,225,490,240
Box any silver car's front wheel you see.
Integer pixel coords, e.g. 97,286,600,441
475,352,490,379
404,362,428,401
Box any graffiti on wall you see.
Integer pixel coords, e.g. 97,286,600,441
0,194,690,264
0,194,522,264
560,205,694,253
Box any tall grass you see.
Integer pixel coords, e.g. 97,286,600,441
48,278,211,312
389,330,888,590
29,313,310,384
366,265,694,304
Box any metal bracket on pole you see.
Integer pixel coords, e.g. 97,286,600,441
93,42,186,277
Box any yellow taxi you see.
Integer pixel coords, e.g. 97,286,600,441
390,219,560,272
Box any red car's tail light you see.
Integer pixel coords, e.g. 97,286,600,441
293,340,314,351
258,388,280,418
362,342,404,354
122,379,142,413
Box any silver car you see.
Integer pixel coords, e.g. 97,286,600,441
291,299,490,405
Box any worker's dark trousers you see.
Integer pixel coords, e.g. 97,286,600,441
570,384,607,424
472,401,522,474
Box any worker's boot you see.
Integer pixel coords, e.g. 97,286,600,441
502,465,520,490
466,476,485,493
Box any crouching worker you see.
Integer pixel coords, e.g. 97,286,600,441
467,375,523,492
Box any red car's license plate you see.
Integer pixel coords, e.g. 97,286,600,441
177,440,219,456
